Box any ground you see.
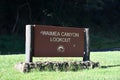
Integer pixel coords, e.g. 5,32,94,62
0,51,120,80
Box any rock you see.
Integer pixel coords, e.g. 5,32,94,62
15,61,100,72
15,62,30,73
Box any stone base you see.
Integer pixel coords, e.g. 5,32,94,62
15,61,100,73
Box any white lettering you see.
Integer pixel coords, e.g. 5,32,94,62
50,37,71,42
61,32,79,37
40,31,79,37
40,31,60,36
40,31,80,43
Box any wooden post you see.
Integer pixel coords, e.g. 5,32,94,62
25,25,33,63
83,28,90,61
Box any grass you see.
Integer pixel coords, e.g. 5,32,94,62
0,51,120,80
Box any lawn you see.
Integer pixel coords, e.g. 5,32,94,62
0,51,120,80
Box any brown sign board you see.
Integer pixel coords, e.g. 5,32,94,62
33,25,85,57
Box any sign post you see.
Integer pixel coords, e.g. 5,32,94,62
25,25,90,63
25,25,33,63
83,28,90,61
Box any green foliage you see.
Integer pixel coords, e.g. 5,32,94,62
90,34,120,49
0,35,24,54
0,0,120,34
0,0,120,52
0,51,120,80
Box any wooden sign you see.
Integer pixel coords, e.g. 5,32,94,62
25,25,90,62
34,25,84,57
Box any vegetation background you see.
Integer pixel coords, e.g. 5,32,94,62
0,0,120,53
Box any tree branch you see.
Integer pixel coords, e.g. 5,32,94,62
12,0,32,33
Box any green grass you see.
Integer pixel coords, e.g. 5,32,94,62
0,51,120,80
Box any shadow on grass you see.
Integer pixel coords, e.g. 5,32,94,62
101,65,120,68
